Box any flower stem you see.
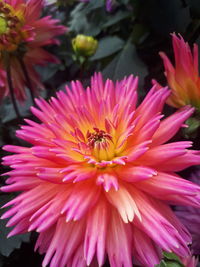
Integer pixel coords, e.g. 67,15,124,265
6,56,21,119
18,56,35,105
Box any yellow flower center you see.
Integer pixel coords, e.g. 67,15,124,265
81,127,118,165
0,1,28,52
87,128,112,150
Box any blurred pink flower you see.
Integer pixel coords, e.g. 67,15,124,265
0,0,66,101
2,73,200,267
176,172,200,255
157,34,200,109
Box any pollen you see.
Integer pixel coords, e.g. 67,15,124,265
87,127,112,150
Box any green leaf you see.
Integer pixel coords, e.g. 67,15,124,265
0,96,31,123
155,260,167,267
82,0,104,14
182,117,200,138
36,64,60,82
0,195,31,257
102,10,130,28
69,3,89,33
118,0,130,4
0,88,46,123
103,41,147,86
163,252,182,263
90,36,125,60
156,251,185,267
69,1,105,34
0,219,30,257
83,12,105,36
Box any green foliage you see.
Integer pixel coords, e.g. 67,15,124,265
0,219,30,257
90,36,125,60
155,252,184,267
102,10,130,28
103,41,147,86
182,116,200,138
0,195,30,257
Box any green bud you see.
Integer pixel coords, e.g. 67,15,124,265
72,34,98,57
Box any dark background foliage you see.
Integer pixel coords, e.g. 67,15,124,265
1,0,200,266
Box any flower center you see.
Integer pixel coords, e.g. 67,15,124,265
82,127,126,167
85,127,116,163
0,1,30,52
87,128,112,150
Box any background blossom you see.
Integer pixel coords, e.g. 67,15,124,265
0,0,66,101
157,34,200,109
176,172,200,255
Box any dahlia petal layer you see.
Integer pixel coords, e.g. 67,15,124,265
2,73,200,267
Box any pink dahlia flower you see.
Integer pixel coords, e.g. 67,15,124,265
2,73,200,267
0,0,66,101
157,34,200,109
176,172,200,255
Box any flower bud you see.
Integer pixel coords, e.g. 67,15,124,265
72,34,98,57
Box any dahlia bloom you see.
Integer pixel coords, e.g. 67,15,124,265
2,73,200,267
0,0,66,101
158,34,200,109
176,172,200,255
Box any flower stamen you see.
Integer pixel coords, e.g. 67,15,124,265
87,127,112,150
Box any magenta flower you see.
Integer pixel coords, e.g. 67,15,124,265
157,34,200,109
105,0,115,11
2,73,200,267
176,172,200,255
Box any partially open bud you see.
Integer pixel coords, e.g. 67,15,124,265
72,34,98,57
